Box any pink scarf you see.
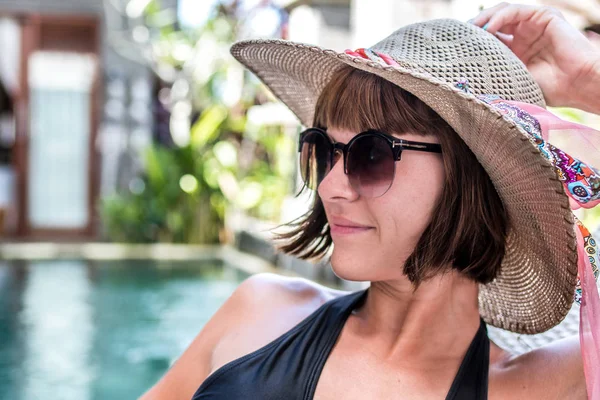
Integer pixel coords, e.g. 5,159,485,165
499,100,600,399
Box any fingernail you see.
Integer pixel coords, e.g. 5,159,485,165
467,18,475,24
482,23,489,31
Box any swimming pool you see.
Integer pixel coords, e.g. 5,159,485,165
0,258,249,400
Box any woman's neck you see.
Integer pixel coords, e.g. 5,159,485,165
350,270,481,366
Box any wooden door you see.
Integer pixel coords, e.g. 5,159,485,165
14,14,101,239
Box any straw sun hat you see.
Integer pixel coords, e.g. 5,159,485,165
230,19,592,335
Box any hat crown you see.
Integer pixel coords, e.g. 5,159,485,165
370,19,546,106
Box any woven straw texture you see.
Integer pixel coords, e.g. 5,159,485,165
231,19,579,334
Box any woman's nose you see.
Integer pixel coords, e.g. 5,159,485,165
317,151,359,202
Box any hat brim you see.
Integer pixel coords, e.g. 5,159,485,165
231,39,578,334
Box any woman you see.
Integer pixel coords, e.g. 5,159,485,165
141,3,600,399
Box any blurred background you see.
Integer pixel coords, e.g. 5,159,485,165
0,0,598,399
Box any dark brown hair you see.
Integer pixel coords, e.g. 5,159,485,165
275,66,509,285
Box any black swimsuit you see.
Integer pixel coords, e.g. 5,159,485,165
192,288,490,399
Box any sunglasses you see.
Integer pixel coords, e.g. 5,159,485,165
299,128,443,198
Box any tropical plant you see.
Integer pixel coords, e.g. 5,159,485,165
100,0,295,244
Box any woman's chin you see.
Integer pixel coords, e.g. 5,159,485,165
330,246,408,283
330,250,374,282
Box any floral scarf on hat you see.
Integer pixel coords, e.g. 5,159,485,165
481,96,600,399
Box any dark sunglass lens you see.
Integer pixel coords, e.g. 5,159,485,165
300,131,331,190
347,135,395,197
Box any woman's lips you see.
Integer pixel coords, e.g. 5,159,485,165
329,217,374,235
328,215,374,235
330,224,374,235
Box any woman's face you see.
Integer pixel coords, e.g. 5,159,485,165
318,128,445,282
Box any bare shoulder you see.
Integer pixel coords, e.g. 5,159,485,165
235,271,346,308
489,335,586,400
210,272,349,371
139,272,348,400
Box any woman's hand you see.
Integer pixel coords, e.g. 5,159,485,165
471,2,600,113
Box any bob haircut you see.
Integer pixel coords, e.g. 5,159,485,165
276,65,509,285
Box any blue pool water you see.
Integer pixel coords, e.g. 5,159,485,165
0,259,248,400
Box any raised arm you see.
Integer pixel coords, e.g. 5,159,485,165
494,335,587,399
471,3,600,114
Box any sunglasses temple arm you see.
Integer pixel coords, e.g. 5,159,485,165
393,139,442,154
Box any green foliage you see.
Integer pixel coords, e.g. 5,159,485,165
191,105,229,147
101,143,223,243
101,115,294,243
100,2,295,243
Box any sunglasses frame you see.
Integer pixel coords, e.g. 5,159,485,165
298,127,443,196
